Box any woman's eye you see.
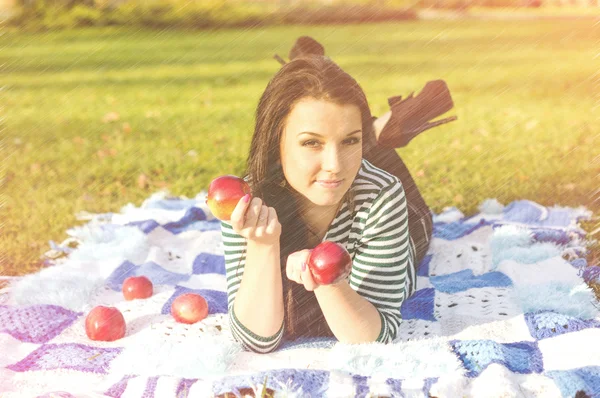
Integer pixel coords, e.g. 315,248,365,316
302,140,319,147
302,138,361,148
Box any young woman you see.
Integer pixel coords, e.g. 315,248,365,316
220,45,454,353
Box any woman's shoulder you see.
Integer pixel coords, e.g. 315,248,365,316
353,158,403,195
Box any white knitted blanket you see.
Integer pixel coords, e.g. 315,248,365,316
1,190,598,398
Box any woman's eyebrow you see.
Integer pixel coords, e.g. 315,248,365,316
297,130,362,138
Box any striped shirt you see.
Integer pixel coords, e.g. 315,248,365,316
220,158,416,353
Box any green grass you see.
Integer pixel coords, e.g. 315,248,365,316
1,20,599,277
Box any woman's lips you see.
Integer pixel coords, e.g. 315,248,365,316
317,180,343,188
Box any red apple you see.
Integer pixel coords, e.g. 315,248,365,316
307,241,352,285
171,293,209,324
85,306,126,342
122,276,153,301
206,175,251,221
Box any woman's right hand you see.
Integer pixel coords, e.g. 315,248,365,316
230,194,281,245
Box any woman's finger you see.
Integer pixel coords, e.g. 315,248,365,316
230,194,252,230
286,251,307,284
257,205,269,227
244,197,263,229
301,260,319,291
265,207,277,234
286,253,296,282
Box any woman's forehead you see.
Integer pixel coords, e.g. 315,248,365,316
284,98,361,135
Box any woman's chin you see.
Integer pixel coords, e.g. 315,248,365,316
307,189,344,207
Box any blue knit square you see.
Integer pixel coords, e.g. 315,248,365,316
400,288,436,322
430,269,513,294
502,200,545,223
524,311,600,340
125,219,160,234
105,260,190,291
433,219,490,241
192,253,225,275
161,286,227,315
449,339,544,377
417,254,432,277
546,366,600,398
163,207,208,234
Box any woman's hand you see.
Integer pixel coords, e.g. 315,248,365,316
230,194,281,246
285,249,319,291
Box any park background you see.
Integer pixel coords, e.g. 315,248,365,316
1,0,599,290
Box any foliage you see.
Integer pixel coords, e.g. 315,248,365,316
5,0,417,31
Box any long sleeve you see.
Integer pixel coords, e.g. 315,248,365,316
350,181,415,343
220,220,284,353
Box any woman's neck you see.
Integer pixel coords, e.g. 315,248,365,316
302,200,343,239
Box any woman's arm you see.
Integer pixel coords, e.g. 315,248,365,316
314,281,383,343
233,240,284,339
316,182,413,343
221,195,285,354
222,221,285,353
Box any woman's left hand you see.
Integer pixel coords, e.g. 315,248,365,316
285,249,319,291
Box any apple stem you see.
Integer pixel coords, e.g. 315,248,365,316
261,375,269,398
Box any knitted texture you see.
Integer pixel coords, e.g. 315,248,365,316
582,265,600,284
429,269,513,293
0,304,81,344
211,369,330,397
433,219,491,240
6,343,121,373
1,193,597,397
160,286,227,316
449,340,544,377
524,310,600,340
400,287,436,321
546,367,600,398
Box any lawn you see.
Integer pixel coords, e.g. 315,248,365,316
1,19,598,277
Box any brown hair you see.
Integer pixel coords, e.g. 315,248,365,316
237,55,375,340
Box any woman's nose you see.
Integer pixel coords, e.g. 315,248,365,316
322,145,343,173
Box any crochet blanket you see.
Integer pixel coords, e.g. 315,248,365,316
1,191,599,398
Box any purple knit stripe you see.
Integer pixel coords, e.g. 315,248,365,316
104,374,138,398
141,376,159,398
352,374,369,398
176,378,199,397
0,304,82,344
582,266,600,284
6,343,122,374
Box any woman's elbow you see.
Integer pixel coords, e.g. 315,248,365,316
229,331,283,354
241,339,282,354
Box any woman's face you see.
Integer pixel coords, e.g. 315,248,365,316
279,97,363,213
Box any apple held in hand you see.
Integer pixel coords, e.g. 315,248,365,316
122,276,153,301
308,241,352,285
171,293,209,324
85,306,126,342
206,175,251,221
